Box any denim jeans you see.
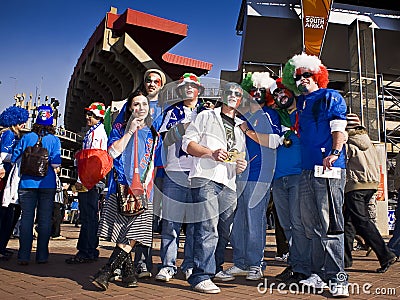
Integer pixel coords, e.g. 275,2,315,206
231,181,270,269
272,174,311,276
160,171,194,273
188,178,237,287
18,188,56,262
299,170,347,282
76,186,99,260
388,190,400,257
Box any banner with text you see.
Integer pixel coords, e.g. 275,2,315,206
302,0,333,57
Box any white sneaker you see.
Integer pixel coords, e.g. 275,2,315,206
155,267,174,282
184,268,193,280
300,273,328,289
246,266,263,281
331,284,349,297
193,279,221,294
274,253,289,262
224,265,249,276
214,270,235,282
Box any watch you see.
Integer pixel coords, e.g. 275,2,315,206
330,149,341,156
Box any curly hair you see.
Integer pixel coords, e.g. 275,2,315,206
0,106,29,127
32,123,56,135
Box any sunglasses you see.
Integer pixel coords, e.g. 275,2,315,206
184,83,199,89
295,72,313,81
250,87,266,93
224,90,242,97
145,78,161,85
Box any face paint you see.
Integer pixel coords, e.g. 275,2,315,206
250,87,266,104
273,89,295,109
223,89,242,108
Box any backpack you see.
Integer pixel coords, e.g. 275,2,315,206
20,134,49,177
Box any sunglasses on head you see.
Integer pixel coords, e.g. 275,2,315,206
224,90,242,97
295,72,313,81
145,78,161,85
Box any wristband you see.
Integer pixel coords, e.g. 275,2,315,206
127,130,134,135
244,128,251,135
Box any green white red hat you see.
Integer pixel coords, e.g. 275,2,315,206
85,102,106,118
176,73,204,97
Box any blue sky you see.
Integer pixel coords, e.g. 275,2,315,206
0,0,243,123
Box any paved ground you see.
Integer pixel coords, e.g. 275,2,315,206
0,224,399,299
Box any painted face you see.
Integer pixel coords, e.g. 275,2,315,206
223,88,243,109
250,87,267,104
182,83,199,100
273,88,295,109
144,73,162,98
130,95,149,119
295,68,317,94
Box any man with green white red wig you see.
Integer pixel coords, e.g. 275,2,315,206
282,53,349,297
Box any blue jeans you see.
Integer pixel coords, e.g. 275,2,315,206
388,190,400,257
299,170,347,282
188,178,237,287
272,174,311,276
231,181,270,269
76,186,99,260
160,171,194,273
18,188,56,262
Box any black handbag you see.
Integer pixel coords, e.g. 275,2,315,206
20,134,49,177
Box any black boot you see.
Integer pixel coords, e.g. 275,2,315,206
122,253,138,288
92,247,129,291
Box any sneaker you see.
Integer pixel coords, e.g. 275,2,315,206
193,279,221,294
274,253,289,262
184,268,193,280
275,266,293,281
284,272,307,285
331,283,349,297
109,268,122,282
246,266,263,281
214,270,235,282
155,267,174,282
300,274,328,289
136,266,152,279
224,265,249,276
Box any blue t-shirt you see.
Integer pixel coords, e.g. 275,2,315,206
296,88,347,170
12,132,62,188
238,106,281,182
107,124,162,199
0,129,19,173
274,111,302,179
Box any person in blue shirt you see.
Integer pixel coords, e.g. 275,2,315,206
0,106,29,260
11,105,62,265
282,53,349,297
270,78,311,285
133,68,167,279
94,90,161,291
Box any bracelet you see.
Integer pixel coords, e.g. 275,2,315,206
244,128,251,135
127,130,134,135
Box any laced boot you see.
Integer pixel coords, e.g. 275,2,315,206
92,247,129,291
122,253,138,288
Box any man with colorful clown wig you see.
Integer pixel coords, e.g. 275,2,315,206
66,102,108,265
182,82,247,293
282,53,349,297
241,72,276,107
270,78,312,286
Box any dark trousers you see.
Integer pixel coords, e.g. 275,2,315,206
76,187,99,260
0,204,21,254
344,189,395,267
51,202,64,237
